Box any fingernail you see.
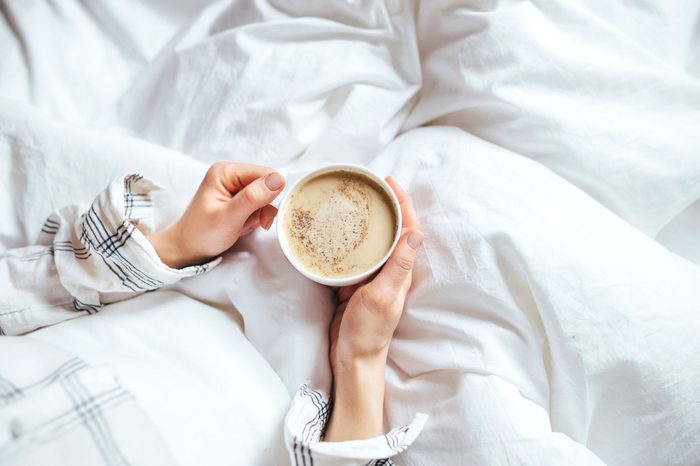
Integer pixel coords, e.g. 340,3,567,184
407,231,424,250
262,216,274,230
264,172,284,191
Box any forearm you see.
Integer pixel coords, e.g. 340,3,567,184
325,355,387,441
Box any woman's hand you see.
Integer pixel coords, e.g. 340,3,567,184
148,161,285,268
325,177,423,441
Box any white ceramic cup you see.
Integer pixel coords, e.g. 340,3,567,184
274,163,402,287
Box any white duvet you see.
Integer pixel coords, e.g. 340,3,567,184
2,1,700,465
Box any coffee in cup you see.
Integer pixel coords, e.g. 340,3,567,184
276,165,402,286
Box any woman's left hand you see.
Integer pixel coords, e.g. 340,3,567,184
325,177,423,441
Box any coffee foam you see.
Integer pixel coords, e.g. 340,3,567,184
285,171,396,278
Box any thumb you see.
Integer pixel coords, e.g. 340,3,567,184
372,230,423,294
229,172,285,228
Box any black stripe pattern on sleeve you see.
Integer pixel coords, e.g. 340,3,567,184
79,174,164,293
366,459,395,466
40,218,60,235
384,425,410,452
17,241,92,263
73,298,103,315
290,384,331,466
300,384,330,443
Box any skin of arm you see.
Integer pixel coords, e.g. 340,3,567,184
147,164,423,442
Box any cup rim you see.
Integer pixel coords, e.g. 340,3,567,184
276,163,403,287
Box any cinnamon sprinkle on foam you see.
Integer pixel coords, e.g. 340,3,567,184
289,174,370,274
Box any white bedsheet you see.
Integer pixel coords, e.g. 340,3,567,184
2,0,700,465
30,292,291,466
115,0,421,170
406,0,700,238
226,125,700,465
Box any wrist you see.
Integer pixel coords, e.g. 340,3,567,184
325,355,387,441
147,225,190,269
335,351,387,380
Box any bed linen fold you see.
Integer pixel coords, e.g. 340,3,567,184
1,0,700,464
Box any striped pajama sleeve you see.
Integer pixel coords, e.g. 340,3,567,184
284,385,428,466
0,174,220,336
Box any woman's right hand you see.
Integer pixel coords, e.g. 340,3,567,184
148,161,285,268
325,177,423,442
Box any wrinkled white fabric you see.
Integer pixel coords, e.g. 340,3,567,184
375,127,700,466
406,0,700,238
0,0,212,125
1,0,700,465
30,291,293,466
229,126,700,465
0,338,177,466
116,0,421,170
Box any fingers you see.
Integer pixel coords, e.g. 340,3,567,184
369,229,423,296
229,171,285,228
336,284,362,303
211,161,276,194
240,209,261,236
259,204,278,230
386,177,419,230
240,204,279,237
